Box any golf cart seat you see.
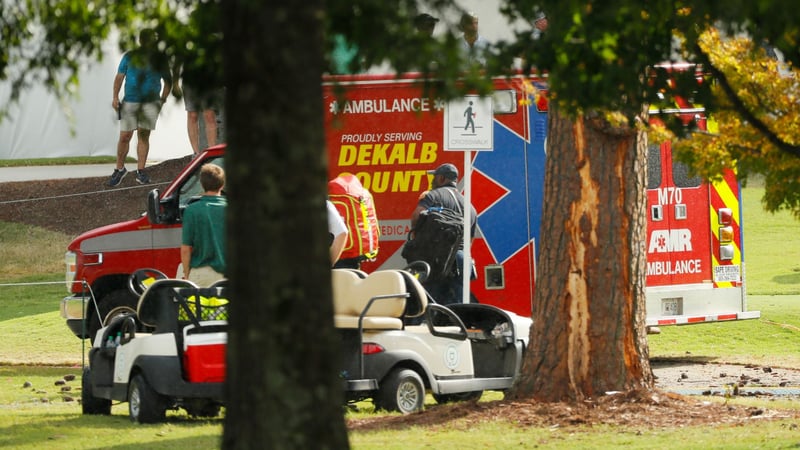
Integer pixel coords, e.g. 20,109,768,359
137,279,229,334
137,279,199,333
332,269,408,330
398,270,429,320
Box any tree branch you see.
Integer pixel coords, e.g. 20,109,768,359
693,43,800,159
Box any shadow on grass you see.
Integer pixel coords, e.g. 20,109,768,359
773,272,800,286
102,436,221,450
650,355,720,365
0,407,222,449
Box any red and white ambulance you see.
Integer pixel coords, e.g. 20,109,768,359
61,73,758,339
323,73,758,326
645,125,757,326
323,74,546,317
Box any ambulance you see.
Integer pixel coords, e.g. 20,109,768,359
61,73,758,340
322,73,759,326
645,101,758,326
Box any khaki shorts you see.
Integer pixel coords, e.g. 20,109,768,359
176,264,225,287
120,101,161,131
183,85,224,112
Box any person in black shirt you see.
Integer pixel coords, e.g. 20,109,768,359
410,163,477,305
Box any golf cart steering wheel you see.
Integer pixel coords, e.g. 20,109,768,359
403,261,431,282
128,268,168,297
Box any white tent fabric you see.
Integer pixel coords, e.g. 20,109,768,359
0,45,191,161
0,1,518,162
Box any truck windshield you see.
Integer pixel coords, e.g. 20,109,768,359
178,156,226,211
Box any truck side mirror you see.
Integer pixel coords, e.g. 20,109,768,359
147,189,163,224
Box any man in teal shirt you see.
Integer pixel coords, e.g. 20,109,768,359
180,163,227,285
109,28,172,187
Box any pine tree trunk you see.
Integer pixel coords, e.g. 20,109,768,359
510,106,654,402
221,1,349,448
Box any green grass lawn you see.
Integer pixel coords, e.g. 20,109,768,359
0,365,223,450
649,294,800,367
741,185,800,295
1,366,797,450
0,156,120,168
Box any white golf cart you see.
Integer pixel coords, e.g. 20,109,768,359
335,263,532,414
81,269,228,423
81,264,531,421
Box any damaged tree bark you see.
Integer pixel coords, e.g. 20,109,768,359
511,106,653,402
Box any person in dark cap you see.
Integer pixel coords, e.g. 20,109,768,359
410,163,478,305
414,13,439,37
428,162,458,180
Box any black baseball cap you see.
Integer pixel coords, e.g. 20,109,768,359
428,163,458,180
414,13,439,26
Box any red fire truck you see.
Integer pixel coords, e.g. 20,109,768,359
61,73,758,339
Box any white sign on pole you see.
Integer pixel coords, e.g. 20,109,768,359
441,96,494,304
444,95,493,151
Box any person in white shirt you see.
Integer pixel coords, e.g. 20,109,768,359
327,200,348,265
458,12,490,67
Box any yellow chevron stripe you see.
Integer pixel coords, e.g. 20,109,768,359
711,178,740,226
708,215,742,261
710,178,742,288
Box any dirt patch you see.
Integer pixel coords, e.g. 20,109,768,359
0,157,191,237
652,359,800,395
3,161,800,429
346,361,800,431
348,389,798,432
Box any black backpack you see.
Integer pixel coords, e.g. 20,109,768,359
402,205,463,282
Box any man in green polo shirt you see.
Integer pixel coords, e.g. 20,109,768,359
180,163,227,285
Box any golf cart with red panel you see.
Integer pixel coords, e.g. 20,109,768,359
81,269,228,423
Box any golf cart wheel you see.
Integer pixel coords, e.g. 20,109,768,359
128,374,166,423
81,367,111,415
376,368,425,414
432,390,483,404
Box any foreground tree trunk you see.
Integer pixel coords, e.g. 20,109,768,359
222,1,349,449
511,107,654,402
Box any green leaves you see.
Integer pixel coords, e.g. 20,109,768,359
671,29,800,218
